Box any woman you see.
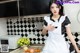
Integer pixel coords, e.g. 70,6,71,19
41,0,80,53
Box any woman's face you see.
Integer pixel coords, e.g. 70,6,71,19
50,3,60,15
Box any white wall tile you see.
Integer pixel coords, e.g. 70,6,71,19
0,18,7,36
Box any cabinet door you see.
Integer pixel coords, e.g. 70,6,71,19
19,0,50,16
0,1,18,17
0,4,6,17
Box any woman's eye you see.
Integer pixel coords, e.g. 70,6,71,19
51,7,54,8
51,6,59,9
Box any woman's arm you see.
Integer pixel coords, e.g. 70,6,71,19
66,26,80,53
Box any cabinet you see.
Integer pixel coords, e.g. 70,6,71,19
19,0,50,16
0,1,18,17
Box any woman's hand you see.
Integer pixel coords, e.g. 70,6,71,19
77,50,80,53
45,24,55,31
42,24,56,35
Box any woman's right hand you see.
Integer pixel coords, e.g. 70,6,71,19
42,24,55,35
45,24,55,31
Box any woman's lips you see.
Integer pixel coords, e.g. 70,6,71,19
54,11,57,13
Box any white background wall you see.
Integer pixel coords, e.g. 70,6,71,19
63,4,80,33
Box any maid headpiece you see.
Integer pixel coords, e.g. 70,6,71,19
56,0,63,5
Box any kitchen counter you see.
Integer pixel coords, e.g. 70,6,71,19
10,44,44,53
0,35,21,49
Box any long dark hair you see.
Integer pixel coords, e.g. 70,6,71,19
49,0,64,17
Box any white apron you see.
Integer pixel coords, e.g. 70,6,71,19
41,16,70,53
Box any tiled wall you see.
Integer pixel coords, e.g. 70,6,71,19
7,16,48,44
0,18,7,36
6,16,80,45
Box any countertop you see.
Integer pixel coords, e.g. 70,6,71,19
10,44,44,53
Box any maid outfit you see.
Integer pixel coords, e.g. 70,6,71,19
41,15,71,53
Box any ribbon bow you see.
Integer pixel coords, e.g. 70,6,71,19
56,0,63,5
